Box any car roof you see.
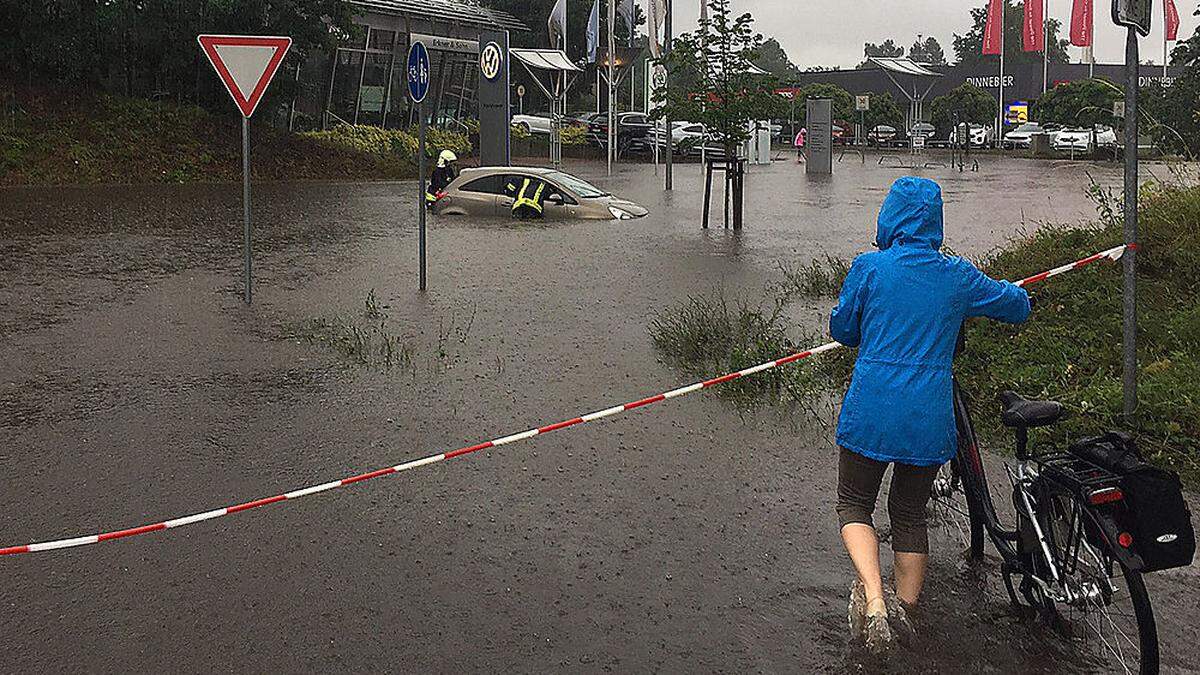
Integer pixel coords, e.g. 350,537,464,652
458,166,561,179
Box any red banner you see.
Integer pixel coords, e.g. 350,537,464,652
1024,0,1045,52
1070,0,1093,47
983,0,1004,55
1166,0,1181,42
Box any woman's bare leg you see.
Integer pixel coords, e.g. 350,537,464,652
893,551,928,606
841,523,885,604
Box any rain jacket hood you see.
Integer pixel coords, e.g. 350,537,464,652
875,176,944,251
830,177,1030,466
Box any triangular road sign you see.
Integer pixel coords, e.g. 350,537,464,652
197,35,292,118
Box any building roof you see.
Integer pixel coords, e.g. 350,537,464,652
869,57,942,78
352,0,530,33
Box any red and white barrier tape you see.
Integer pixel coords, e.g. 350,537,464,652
0,244,1133,557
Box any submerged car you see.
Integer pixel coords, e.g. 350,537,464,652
432,167,649,220
1053,128,1093,152
1002,122,1046,149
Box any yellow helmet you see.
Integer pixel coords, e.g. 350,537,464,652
437,150,458,168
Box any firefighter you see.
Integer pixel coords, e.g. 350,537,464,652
426,150,459,207
504,174,547,220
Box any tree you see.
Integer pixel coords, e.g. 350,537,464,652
655,0,785,158
1170,4,1200,67
909,37,947,65
794,83,855,124
953,1,1069,68
0,0,358,108
930,83,996,134
1032,79,1121,127
753,37,800,80
865,39,906,58
861,92,905,131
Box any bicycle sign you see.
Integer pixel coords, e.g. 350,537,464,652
408,41,430,103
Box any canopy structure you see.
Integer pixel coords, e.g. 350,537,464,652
511,48,583,73
510,49,581,168
869,57,942,135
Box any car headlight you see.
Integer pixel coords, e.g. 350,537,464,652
609,206,635,220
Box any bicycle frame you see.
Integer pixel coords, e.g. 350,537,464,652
951,380,1123,606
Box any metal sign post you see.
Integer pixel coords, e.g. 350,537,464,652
408,41,431,292
1113,0,1149,419
856,95,870,146
196,34,292,305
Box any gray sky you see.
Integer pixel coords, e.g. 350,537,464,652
670,1,1197,69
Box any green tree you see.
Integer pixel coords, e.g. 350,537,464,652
861,92,905,131
1170,4,1200,67
753,37,801,80
909,37,947,65
798,83,855,123
953,1,1069,68
865,39,906,58
1031,79,1120,127
930,83,995,134
654,0,785,156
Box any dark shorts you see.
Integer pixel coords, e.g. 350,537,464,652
836,447,940,554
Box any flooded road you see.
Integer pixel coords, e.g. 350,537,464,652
2,155,1196,672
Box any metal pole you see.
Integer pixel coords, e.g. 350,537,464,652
241,116,252,305
418,101,427,291
1122,27,1138,419
1042,0,1048,95
998,4,1006,142
607,0,616,175
664,0,673,190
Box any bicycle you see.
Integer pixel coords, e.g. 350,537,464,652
930,382,1160,674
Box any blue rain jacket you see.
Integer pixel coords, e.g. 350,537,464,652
830,177,1031,466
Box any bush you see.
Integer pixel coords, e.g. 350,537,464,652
301,124,471,163
560,125,588,146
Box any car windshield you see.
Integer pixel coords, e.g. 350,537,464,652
546,171,609,198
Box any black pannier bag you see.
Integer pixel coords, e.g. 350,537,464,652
1070,433,1196,573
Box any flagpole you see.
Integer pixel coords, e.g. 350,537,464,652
664,0,673,191
608,0,616,176
998,2,1005,141
1043,0,1049,94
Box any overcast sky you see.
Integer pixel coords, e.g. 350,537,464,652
669,1,1197,69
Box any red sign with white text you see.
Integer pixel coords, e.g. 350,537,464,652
1070,0,1094,47
197,35,292,118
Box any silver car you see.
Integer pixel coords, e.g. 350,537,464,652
432,167,649,220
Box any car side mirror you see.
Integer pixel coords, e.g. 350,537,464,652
547,193,564,205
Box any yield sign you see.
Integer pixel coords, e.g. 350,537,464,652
197,35,292,117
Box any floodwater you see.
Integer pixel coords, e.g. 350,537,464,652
1,154,1197,672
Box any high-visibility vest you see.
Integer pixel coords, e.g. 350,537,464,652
508,178,545,214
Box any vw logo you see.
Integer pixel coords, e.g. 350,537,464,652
480,42,503,81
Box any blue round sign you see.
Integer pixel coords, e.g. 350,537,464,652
407,41,431,104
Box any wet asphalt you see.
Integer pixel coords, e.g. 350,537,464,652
1,153,1198,673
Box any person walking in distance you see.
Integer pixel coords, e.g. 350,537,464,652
830,177,1030,652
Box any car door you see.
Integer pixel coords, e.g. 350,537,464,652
452,174,506,216
541,181,581,220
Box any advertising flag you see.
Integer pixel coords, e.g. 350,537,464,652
1070,0,1093,47
1024,0,1045,52
587,0,600,62
619,0,637,46
647,0,666,58
548,0,568,50
1165,0,1180,42
983,0,1005,55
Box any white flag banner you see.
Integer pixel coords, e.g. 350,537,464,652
587,0,600,63
549,0,568,50
647,0,666,57
619,0,637,45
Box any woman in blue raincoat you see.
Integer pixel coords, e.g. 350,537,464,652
830,177,1030,650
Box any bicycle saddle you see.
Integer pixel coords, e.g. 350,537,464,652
999,391,1066,428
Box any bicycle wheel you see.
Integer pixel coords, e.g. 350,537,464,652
928,454,985,558
1040,493,1159,674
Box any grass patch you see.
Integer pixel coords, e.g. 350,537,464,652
288,290,414,371
649,292,850,411
650,173,1200,480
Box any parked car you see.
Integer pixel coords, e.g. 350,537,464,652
1094,125,1118,148
650,121,720,156
1053,128,1093,153
569,112,606,129
867,124,898,146
968,124,996,148
511,113,553,135
1002,122,1046,149
832,122,852,144
433,167,648,220
587,112,654,153
910,122,937,145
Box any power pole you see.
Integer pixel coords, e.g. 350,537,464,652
664,0,673,190
1122,26,1139,420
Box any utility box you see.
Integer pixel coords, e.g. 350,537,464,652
743,121,772,165
806,98,833,174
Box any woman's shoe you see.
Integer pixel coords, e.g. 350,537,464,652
863,597,894,654
884,587,916,644
848,581,867,639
